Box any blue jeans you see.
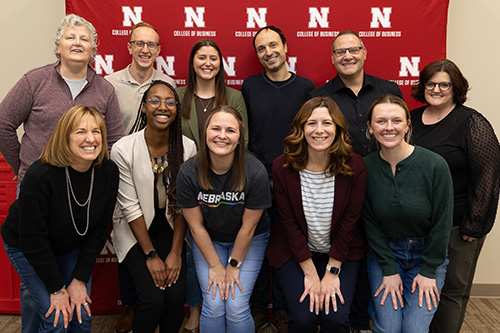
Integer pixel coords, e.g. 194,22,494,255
186,229,203,307
277,255,359,333
4,243,92,332
192,231,269,333
367,238,448,333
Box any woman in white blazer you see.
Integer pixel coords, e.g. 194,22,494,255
111,80,196,333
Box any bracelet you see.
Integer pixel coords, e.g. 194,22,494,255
51,285,66,295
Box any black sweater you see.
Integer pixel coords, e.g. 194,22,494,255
1,159,118,293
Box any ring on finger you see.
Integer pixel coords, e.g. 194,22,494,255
331,294,336,298
83,302,89,306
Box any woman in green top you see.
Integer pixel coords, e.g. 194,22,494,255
362,95,453,333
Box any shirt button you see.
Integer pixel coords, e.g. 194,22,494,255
393,193,398,198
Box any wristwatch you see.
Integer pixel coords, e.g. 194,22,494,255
228,256,242,268
326,264,341,276
145,249,158,260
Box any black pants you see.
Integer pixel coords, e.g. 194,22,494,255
123,209,186,333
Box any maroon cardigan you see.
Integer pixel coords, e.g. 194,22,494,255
266,153,368,269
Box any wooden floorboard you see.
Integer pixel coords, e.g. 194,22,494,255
1,298,499,332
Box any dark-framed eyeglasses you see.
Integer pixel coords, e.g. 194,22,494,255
424,81,452,91
332,46,364,57
130,40,160,50
147,98,176,108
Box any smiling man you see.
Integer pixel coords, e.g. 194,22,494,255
106,22,175,135
241,25,314,333
309,30,402,158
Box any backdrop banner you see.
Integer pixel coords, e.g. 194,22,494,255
67,0,449,314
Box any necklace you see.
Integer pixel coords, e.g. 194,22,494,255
197,95,214,112
65,166,94,237
151,154,169,173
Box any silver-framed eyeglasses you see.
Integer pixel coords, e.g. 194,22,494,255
333,46,364,56
147,98,176,108
130,40,160,50
424,81,452,91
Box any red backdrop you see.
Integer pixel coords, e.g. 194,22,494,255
65,0,449,314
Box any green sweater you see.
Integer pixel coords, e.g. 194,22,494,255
362,146,453,278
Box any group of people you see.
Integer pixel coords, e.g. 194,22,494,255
0,13,499,333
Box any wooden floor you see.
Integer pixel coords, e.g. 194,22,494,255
1,297,499,332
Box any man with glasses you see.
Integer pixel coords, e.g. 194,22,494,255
309,30,402,333
310,30,402,157
106,22,175,135
105,22,175,333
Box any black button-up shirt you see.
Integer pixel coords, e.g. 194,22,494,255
309,73,403,157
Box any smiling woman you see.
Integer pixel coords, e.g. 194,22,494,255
111,80,197,332
1,105,119,332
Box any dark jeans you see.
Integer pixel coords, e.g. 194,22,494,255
349,255,372,330
118,262,137,307
123,209,186,333
277,254,360,333
250,256,287,314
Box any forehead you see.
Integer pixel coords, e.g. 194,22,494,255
63,25,90,36
147,84,174,97
333,34,361,49
254,29,282,47
372,103,407,118
131,26,159,42
429,71,451,81
195,46,219,56
209,112,239,126
308,107,332,119
74,114,98,129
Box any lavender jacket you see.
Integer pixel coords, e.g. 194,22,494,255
0,61,124,180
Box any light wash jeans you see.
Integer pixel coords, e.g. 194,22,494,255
4,242,92,332
192,231,269,333
367,237,448,333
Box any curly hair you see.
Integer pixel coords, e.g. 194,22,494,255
54,14,98,62
130,80,184,220
283,97,353,176
411,59,469,105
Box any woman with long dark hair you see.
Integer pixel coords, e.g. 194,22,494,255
111,80,197,332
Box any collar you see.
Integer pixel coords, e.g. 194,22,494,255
53,59,96,82
331,73,375,93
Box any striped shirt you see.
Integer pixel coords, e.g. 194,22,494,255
299,169,335,253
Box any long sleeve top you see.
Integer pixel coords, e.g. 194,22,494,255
362,146,453,278
0,61,124,180
110,129,197,262
0,159,119,293
412,104,500,237
266,154,367,269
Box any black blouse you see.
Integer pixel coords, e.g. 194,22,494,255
411,104,500,237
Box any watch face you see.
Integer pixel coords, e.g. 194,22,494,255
229,258,239,267
146,250,158,259
330,266,340,275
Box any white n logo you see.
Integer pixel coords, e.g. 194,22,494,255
156,56,175,76
370,7,392,28
94,55,114,75
185,7,205,28
308,7,329,28
399,57,420,77
223,57,236,77
122,6,142,27
286,57,297,74
99,239,116,255
246,8,267,28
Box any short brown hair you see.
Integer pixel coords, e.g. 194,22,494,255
40,105,108,167
283,97,353,176
411,59,469,105
196,105,246,191
129,22,159,42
